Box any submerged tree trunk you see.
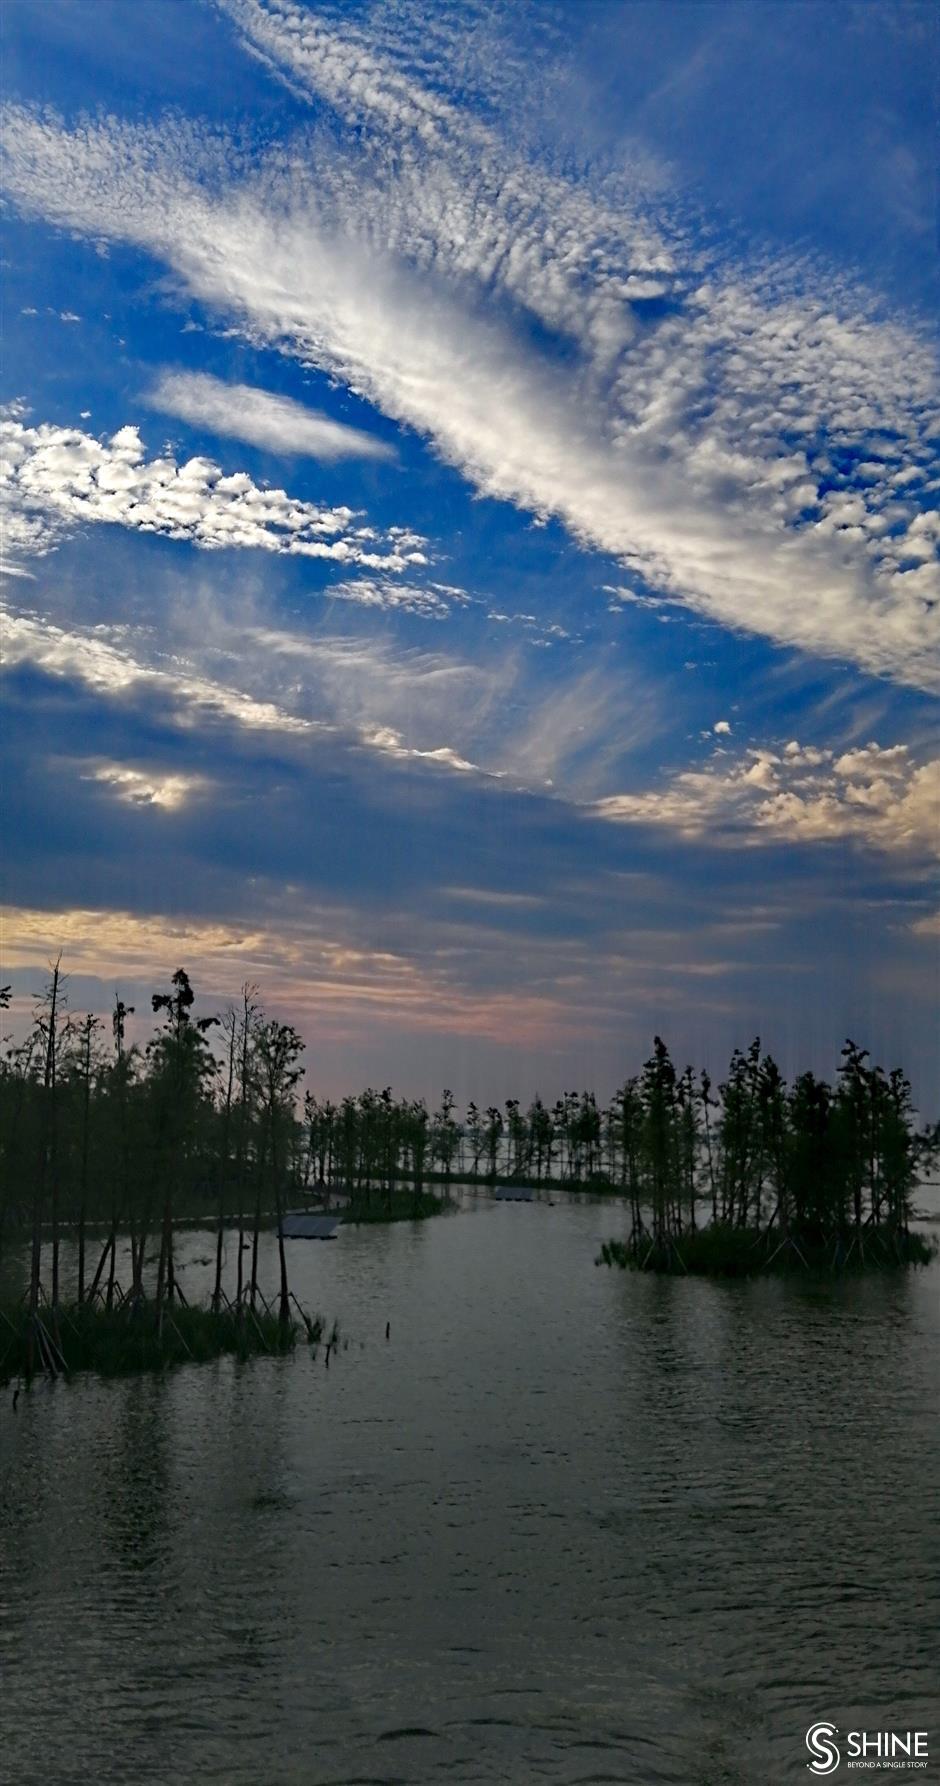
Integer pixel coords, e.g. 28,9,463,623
77,1028,92,1303
213,1012,237,1311
49,979,61,1307
88,1231,114,1304
249,1131,268,1312
271,1117,291,1329
32,960,63,1319
234,989,254,1309
106,1224,119,1309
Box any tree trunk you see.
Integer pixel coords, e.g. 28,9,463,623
76,1019,93,1303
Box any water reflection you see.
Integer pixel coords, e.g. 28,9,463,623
1,1204,937,1784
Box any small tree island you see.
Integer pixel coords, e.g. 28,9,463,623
598,1036,938,1276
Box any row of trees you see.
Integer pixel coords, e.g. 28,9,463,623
310,1034,937,1251
2,964,937,1307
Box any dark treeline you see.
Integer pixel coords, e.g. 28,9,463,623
313,1035,938,1265
2,967,938,1308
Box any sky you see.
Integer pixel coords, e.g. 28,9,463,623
1,0,938,1107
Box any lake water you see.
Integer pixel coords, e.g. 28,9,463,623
2,1194,938,1785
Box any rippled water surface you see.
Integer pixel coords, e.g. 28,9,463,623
2,1197,939,1785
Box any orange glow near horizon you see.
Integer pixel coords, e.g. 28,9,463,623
0,903,577,1051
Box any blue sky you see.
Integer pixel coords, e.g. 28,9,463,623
2,0,938,1104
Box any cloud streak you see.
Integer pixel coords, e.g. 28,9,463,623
1,604,508,784
147,369,394,460
2,96,938,686
1,608,318,732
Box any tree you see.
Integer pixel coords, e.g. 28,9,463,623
640,1037,678,1242
233,985,259,1308
31,958,70,1318
483,1106,503,1180
147,970,217,1320
253,1019,305,1325
68,1012,104,1302
431,1089,460,1182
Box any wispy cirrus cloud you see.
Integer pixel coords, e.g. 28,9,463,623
12,593,934,862
217,5,940,640
0,413,425,570
2,86,937,686
146,369,394,461
1,604,507,783
324,577,574,647
1,608,319,733
217,0,675,358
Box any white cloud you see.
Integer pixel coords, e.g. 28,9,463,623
2,606,504,783
363,726,482,774
595,740,940,856
443,886,544,910
0,415,425,568
2,84,939,686
325,576,469,618
147,370,394,461
215,6,940,644
1,608,317,732
238,622,502,749
713,719,731,735
218,0,673,359
83,762,211,809
326,578,445,617
605,584,683,615
321,575,572,640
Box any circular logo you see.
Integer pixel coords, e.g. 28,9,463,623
806,1722,841,1775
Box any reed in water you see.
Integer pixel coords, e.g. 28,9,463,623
0,1297,318,1383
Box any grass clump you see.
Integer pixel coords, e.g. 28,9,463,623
598,1223,938,1279
0,1298,324,1385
